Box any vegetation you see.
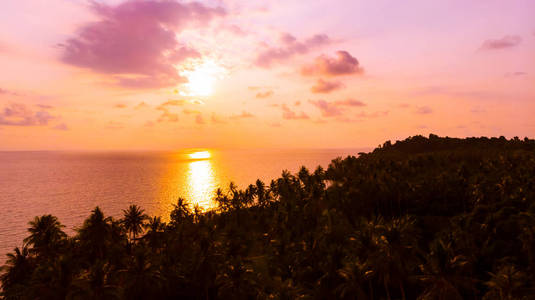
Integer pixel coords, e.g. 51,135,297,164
2,134,535,299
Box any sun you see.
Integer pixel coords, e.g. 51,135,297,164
188,151,211,160
180,59,226,97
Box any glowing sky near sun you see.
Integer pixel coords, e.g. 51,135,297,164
0,0,534,150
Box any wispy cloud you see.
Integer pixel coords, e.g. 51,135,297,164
53,123,69,131
195,114,205,124
211,113,227,124
309,100,342,117
334,98,366,106
0,103,55,126
255,33,331,67
480,35,522,50
230,111,254,119
310,79,344,94
282,104,309,120
415,106,433,114
255,90,274,98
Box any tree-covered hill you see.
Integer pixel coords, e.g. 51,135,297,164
2,135,535,299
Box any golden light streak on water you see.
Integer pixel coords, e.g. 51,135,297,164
185,151,218,210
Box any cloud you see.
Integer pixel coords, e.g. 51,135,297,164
0,88,19,96
334,98,366,106
505,71,527,77
135,102,149,109
230,111,254,119
224,24,248,36
114,103,127,108
157,110,179,122
255,90,274,98
302,51,363,76
195,114,205,124
35,104,53,109
355,111,389,118
60,0,225,89
157,100,186,110
480,35,522,50
183,109,200,114
415,106,433,114
211,113,226,124
255,33,331,67
309,100,342,117
281,104,309,120
53,123,69,131
310,79,344,93
0,103,55,126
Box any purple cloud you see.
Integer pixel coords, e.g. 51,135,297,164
61,0,224,89
282,104,309,120
255,33,331,67
355,111,389,118
415,106,433,114
0,88,19,96
310,79,344,94
309,100,342,117
0,103,55,126
302,51,363,76
480,35,522,50
53,123,69,131
335,98,366,106
230,111,254,119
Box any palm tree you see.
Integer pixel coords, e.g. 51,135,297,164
169,198,192,227
484,264,526,300
336,259,372,300
121,204,148,244
0,246,34,297
24,214,67,259
120,246,162,299
369,216,419,300
143,216,166,251
76,206,114,262
417,238,474,300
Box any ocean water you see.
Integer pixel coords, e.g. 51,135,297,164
0,148,363,262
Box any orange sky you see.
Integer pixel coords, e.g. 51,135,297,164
0,0,534,150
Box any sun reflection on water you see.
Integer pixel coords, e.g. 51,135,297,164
185,151,218,210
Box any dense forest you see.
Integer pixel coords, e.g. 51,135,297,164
2,134,535,299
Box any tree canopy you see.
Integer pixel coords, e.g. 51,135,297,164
2,134,535,299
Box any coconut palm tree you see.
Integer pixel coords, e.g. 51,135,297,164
484,264,526,300
76,206,114,262
143,216,166,251
24,214,67,259
0,246,34,297
121,204,148,244
417,238,474,300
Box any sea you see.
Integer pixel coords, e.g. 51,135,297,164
0,148,365,263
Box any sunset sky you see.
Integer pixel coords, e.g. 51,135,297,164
0,0,534,150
